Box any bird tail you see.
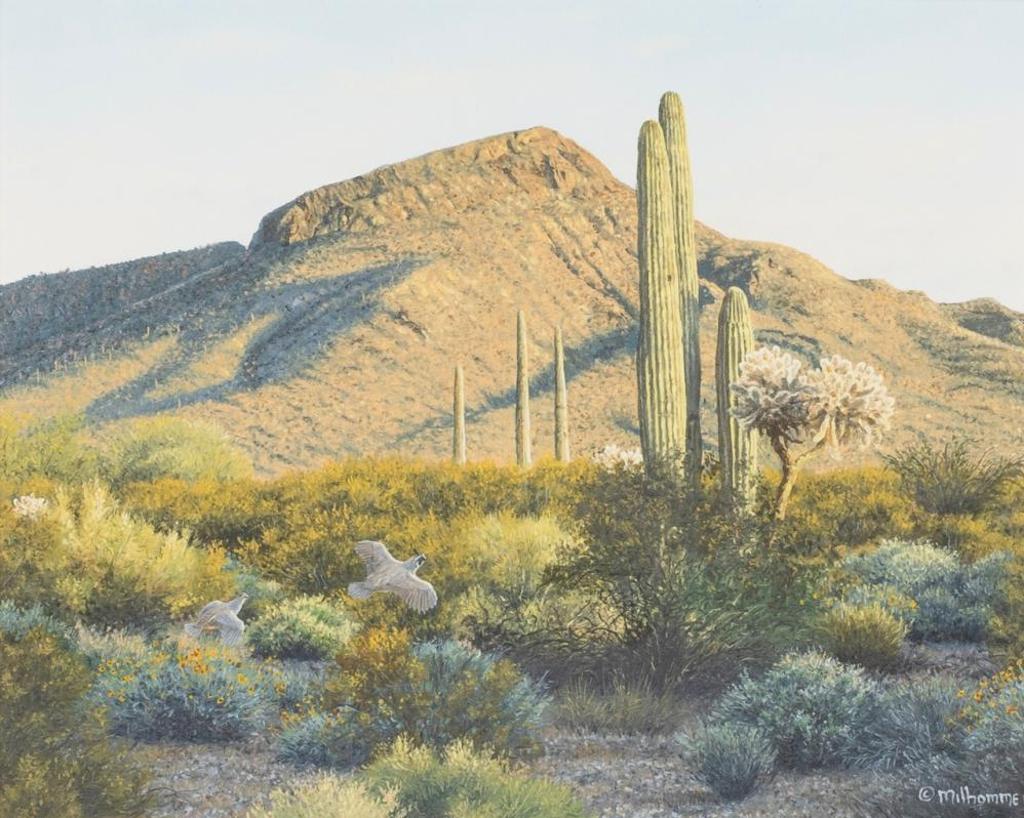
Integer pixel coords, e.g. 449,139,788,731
348,581,372,600
184,622,202,638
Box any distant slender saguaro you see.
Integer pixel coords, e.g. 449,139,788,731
636,120,687,476
554,326,570,462
452,365,466,465
515,310,532,467
716,287,758,510
659,91,702,480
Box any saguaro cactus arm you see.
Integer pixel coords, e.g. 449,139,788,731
452,365,466,465
554,326,570,462
659,91,702,480
515,310,532,467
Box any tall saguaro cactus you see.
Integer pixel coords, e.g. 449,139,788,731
452,365,466,465
515,310,532,467
716,287,758,510
554,326,570,462
636,120,687,476
659,91,702,480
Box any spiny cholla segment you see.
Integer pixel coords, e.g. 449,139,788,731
12,494,48,519
731,346,814,444
731,346,895,449
804,355,895,447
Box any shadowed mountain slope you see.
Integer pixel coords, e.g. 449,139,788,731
2,127,1021,473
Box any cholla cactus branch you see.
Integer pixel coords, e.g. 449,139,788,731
731,346,895,520
12,495,49,519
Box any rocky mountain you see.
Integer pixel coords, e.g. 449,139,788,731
2,127,1022,474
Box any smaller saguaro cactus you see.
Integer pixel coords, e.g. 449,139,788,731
554,326,570,462
452,365,466,465
715,287,758,510
515,310,532,467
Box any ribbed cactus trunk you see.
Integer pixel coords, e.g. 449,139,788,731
659,91,702,482
554,326,570,462
636,120,687,477
716,287,758,510
452,365,466,465
515,310,532,467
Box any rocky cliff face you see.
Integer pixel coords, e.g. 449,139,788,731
1,127,1021,472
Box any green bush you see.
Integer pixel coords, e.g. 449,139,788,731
679,722,776,801
248,776,402,818
0,481,236,630
545,466,823,691
279,628,549,767
0,600,74,646
869,664,1024,817
712,651,880,770
248,595,358,660
817,602,907,671
277,708,376,769
361,738,589,818
843,539,1007,642
0,627,153,818
839,678,964,771
885,437,1024,517
0,413,99,484
100,415,254,487
89,637,273,742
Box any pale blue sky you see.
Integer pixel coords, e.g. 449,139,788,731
1,0,1022,309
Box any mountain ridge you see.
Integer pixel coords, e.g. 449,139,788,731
2,127,1021,473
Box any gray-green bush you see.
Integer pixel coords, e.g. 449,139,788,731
712,652,880,770
679,722,776,801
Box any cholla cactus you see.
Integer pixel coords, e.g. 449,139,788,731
732,346,895,519
592,443,645,470
731,346,814,444
12,495,48,520
804,355,895,448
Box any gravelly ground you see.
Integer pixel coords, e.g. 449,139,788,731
137,642,989,817
139,731,895,818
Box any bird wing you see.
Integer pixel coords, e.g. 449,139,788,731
385,572,438,613
192,600,226,628
212,609,245,646
355,540,399,576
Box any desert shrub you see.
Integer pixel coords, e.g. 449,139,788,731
712,651,880,770
361,738,589,818
0,480,235,630
248,595,358,660
678,722,776,801
248,776,403,818
277,708,377,769
0,600,74,646
280,628,548,767
0,627,152,818
553,679,688,735
545,466,823,691
843,539,1008,642
781,467,916,552
817,602,907,671
873,664,1024,817
885,437,1024,517
100,415,254,487
0,413,100,484
845,539,961,593
842,584,920,626
840,678,964,770
90,638,273,741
